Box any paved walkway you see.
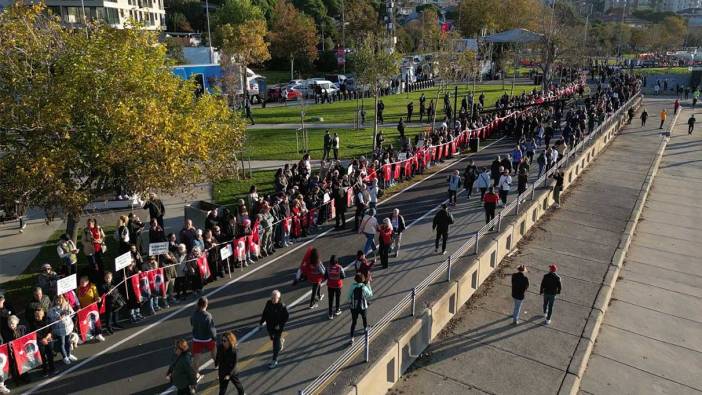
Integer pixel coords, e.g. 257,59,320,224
579,111,702,394
390,97,674,395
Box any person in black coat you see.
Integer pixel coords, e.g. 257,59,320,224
511,265,529,324
215,331,245,395
491,156,502,186
259,290,289,369
431,204,454,255
540,264,562,325
333,181,347,229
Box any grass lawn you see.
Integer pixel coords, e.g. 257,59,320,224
250,83,539,125
214,170,277,208
243,126,427,160
633,67,690,75
255,69,293,85
1,226,119,315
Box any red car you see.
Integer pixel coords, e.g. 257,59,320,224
267,84,302,102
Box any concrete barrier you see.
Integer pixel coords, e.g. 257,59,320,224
345,96,641,395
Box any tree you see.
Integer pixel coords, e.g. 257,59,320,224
0,4,246,238
213,0,265,45
457,0,540,37
164,36,187,63
344,0,381,46
219,19,271,103
352,35,401,149
269,0,319,79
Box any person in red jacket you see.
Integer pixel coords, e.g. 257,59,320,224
378,218,394,269
325,255,346,320
297,248,326,309
483,187,500,231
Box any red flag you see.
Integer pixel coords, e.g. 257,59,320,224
404,160,412,179
138,272,151,299
328,200,336,220
282,216,291,233
10,332,42,375
0,343,9,381
451,141,457,154
246,235,260,256
367,167,377,181
196,255,210,279
437,145,443,160
234,238,247,261
444,143,450,157
393,163,401,180
251,219,261,245
77,303,102,342
130,274,142,303
346,188,353,208
423,149,430,166
382,164,391,182
148,268,166,297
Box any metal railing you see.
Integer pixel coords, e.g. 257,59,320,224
298,91,641,395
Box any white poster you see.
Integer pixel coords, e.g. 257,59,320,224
220,244,233,260
114,251,133,271
148,242,169,256
56,274,77,296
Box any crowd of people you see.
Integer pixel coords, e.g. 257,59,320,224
0,76,605,394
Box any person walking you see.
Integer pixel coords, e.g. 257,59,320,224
475,167,491,200
463,160,478,200
322,130,332,161
674,99,680,115
325,255,346,320
348,273,373,345
259,290,289,369
688,114,696,135
297,248,325,309
540,264,562,325
447,170,461,206
694,88,700,108
511,265,529,325
497,169,512,207
166,339,198,395
432,204,454,255
659,109,667,129
332,132,340,160
215,332,246,395
483,187,500,231
390,209,406,257
191,297,217,372
244,100,255,125
359,208,378,257
551,170,564,208
640,108,648,127
407,101,414,122
378,218,393,269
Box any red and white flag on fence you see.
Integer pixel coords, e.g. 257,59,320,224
10,332,42,375
196,256,210,279
148,268,167,297
77,303,102,342
328,200,336,220
139,272,151,298
234,238,246,261
130,275,142,303
0,343,9,381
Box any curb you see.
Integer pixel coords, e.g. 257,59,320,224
557,103,679,395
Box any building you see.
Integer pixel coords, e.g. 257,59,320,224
605,0,701,13
0,0,166,30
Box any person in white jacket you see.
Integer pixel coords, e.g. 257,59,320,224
359,209,379,256
498,169,512,206
447,170,461,205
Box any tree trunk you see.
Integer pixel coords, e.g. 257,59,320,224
372,87,379,150
65,212,80,243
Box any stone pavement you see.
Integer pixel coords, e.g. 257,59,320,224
579,110,702,394
390,97,675,395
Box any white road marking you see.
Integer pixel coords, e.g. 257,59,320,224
24,137,506,395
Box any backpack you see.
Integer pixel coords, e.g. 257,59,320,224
351,286,367,311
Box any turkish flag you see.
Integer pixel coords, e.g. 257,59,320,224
148,268,167,297
328,200,336,220
0,343,9,381
282,216,291,233
404,160,412,179
78,302,103,342
393,163,401,180
196,256,210,279
138,272,151,299
437,145,443,160
346,188,353,208
234,238,246,261
10,332,42,375
451,141,457,155
444,144,449,157
382,164,391,182
130,274,142,303
246,234,260,256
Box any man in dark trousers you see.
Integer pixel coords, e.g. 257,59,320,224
259,290,289,369
511,265,529,325
540,264,562,325
377,100,385,124
143,192,165,227
191,297,217,371
688,114,696,135
322,130,332,161
640,108,648,127
432,204,454,255
407,101,414,122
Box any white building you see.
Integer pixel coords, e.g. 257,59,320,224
0,0,166,30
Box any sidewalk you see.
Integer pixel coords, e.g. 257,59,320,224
390,98,673,395
579,111,702,394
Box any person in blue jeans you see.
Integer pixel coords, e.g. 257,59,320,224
540,264,562,325
359,208,378,257
511,265,529,324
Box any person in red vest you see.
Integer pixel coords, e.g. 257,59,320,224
296,248,326,309
325,255,346,320
483,187,500,231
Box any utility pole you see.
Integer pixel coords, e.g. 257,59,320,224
341,0,347,74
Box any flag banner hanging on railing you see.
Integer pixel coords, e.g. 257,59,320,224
382,164,391,182
346,188,353,208
77,303,102,342
130,275,142,302
11,332,42,375
0,343,9,381
328,200,336,220
393,163,401,180
138,272,151,300
148,268,167,297
247,234,260,256
234,238,246,261
196,256,210,279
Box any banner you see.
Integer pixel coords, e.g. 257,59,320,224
148,242,169,256
393,163,401,180
148,268,166,297
77,303,102,342
328,199,336,220
220,244,233,261
246,235,260,257
10,332,42,375
138,272,151,299
196,256,210,279
130,275,142,303
0,344,9,381
382,165,391,182
56,273,77,296
346,188,353,208
115,251,132,271
234,238,246,261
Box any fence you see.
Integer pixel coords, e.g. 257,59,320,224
298,90,642,395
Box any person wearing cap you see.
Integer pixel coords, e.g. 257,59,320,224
540,264,562,325
432,204,454,255
37,263,59,299
511,265,529,325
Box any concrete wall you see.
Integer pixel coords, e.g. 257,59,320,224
342,96,640,395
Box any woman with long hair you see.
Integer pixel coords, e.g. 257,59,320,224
215,332,246,395
166,339,197,395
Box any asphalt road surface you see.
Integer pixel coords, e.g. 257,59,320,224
18,130,559,395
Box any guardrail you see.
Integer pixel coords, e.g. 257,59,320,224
298,91,642,395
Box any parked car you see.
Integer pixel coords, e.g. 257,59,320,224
300,79,339,97
266,84,303,102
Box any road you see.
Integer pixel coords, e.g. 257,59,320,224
18,130,558,395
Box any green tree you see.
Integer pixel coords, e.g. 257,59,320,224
269,0,319,79
352,35,401,149
0,4,245,238
219,19,271,103
344,0,381,46
213,0,265,45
